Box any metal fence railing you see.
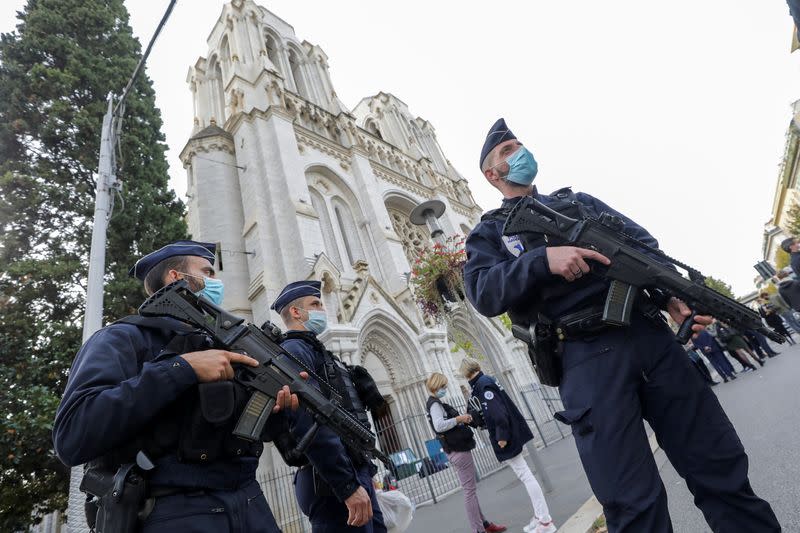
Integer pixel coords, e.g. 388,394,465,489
258,382,571,532
519,383,569,447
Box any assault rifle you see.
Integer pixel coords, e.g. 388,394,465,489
139,280,390,466
502,197,785,345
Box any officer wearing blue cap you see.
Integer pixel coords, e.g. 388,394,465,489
465,119,780,532
780,236,800,277
54,240,300,532
272,280,386,533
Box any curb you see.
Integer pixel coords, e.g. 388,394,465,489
558,495,604,533
558,433,661,533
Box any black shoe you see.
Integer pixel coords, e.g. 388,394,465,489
730,375,737,380
710,381,720,386
723,377,729,383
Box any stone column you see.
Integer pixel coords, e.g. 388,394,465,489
180,131,251,318
347,148,411,294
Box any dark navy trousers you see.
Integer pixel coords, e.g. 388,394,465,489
706,349,737,380
140,479,280,532
555,315,780,533
295,465,386,533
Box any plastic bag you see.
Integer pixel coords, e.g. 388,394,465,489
375,489,414,532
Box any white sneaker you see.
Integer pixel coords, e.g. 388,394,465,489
523,520,557,533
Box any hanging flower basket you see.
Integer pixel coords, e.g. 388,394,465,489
409,236,466,321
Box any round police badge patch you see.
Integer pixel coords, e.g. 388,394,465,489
501,235,524,257
484,391,494,400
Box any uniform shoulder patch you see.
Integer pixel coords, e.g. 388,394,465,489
483,390,494,400
501,235,524,257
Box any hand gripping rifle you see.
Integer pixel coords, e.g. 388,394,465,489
502,197,785,345
138,280,390,466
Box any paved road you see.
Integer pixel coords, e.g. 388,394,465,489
661,345,800,532
409,345,800,532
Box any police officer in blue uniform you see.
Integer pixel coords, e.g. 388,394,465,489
272,281,386,533
781,236,800,277
463,119,781,532
54,241,300,532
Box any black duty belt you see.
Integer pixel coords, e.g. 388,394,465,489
554,306,610,340
148,486,208,498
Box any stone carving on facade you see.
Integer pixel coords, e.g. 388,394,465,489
361,337,399,384
387,208,429,262
229,88,245,114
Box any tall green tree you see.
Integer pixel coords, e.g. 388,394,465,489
786,202,800,238
704,276,736,299
775,248,790,271
0,0,187,528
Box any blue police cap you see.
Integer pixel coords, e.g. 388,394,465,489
271,280,322,313
128,240,216,281
479,118,517,169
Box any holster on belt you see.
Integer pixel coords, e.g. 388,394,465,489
80,462,147,533
510,315,562,387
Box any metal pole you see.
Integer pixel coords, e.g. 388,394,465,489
82,95,116,342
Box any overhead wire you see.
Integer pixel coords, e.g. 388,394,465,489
107,0,178,220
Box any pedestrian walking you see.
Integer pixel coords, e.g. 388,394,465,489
692,330,737,382
774,269,800,312
425,372,507,533
744,329,780,358
685,345,718,385
743,330,778,360
459,358,556,533
716,323,762,371
758,296,796,344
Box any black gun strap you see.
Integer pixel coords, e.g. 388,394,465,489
114,315,195,338
281,331,341,400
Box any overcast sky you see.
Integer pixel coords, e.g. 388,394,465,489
3,1,799,296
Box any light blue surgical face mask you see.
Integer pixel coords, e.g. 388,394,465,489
503,146,538,186
301,309,328,335
435,388,447,399
178,272,225,306
198,277,225,306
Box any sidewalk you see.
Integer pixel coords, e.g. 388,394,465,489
408,435,593,532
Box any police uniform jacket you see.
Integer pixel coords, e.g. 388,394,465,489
468,371,533,462
691,329,726,357
53,318,260,489
791,252,800,278
281,335,363,502
463,189,661,322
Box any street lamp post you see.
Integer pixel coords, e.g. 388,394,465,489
409,200,553,492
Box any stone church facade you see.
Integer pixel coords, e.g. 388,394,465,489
180,0,541,470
